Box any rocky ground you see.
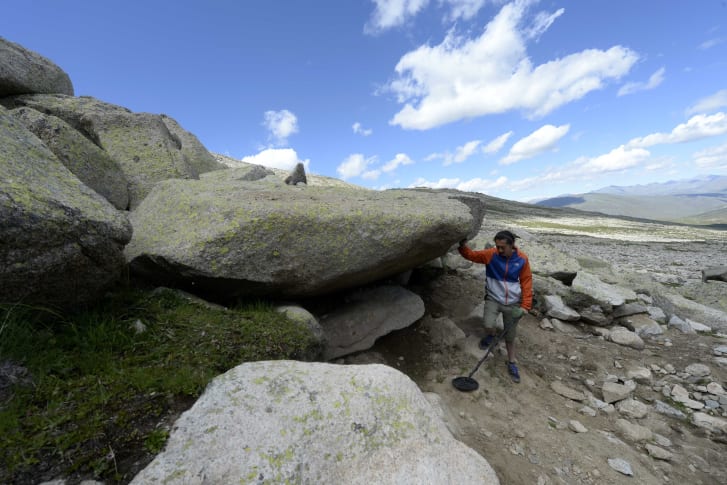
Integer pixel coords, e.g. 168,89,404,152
357,201,727,484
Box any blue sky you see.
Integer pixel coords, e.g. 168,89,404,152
4,0,727,201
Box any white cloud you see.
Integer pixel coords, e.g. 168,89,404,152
483,131,513,154
365,0,430,34
578,145,651,173
699,37,725,50
352,122,373,136
409,175,507,192
263,109,298,145
693,142,727,170
617,67,665,96
627,112,727,148
387,1,637,129
241,148,309,171
500,124,569,164
382,153,415,172
337,153,378,179
442,0,489,21
428,139,482,166
686,89,727,116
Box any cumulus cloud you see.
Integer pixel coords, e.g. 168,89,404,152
263,109,298,145
686,89,727,116
382,153,415,172
617,67,665,96
352,122,373,136
409,175,507,192
483,131,513,154
387,1,637,129
241,148,309,171
693,142,727,170
626,112,727,148
428,139,482,166
337,153,379,179
365,0,429,34
500,124,569,164
578,145,651,173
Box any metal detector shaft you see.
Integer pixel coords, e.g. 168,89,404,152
467,326,509,378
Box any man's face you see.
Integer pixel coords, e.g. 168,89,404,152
495,239,514,258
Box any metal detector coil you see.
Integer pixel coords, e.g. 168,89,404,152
451,325,509,392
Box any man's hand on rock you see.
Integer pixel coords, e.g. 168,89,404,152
459,239,467,248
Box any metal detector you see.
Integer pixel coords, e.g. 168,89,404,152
451,325,510,392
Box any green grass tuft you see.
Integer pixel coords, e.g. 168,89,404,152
0,288,318,483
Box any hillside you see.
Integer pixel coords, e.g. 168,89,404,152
536,175,727,225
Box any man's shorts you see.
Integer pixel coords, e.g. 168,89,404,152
483,296,524,343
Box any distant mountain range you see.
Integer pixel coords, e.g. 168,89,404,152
534,175,727,226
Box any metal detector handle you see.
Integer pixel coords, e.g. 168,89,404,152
467,324,511,378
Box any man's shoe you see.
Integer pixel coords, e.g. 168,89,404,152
479,334,495,350
507,361,520,383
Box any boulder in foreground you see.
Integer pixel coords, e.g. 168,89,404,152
131,361,499,484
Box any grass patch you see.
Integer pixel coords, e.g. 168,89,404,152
0,288,318,484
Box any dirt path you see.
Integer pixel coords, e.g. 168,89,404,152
364,269,727,484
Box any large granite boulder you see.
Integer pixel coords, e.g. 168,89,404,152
0,107,131,308
1,94,225,208
0,37,73,96
9,106,129,209
130,361,499,484
125,179,482,300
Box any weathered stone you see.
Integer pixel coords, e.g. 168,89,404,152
612,302,647,319
420,315,466,348
645,444,673,461
9,106,129,209
647,305,667,323
200,164,274,182
284,161,307,185
0,107,131,309
607,458,633,476
320,286,425,360
130,361,500,484
602,382,632,403
692,412,727,434
608,326,644,350
654,291,727,332
543,294,580,321
707,382,725,395
685,363,711,378
550,381,586,402
3,94,224,208
616,398,649,419
569,420,588,433
686,318,712,333
0,37,73,96
580,307,610,326
654,400,687,420
274,305,325,360
571,271,637,307
125,181,479,300
626,366,652,384
619,313,663,337
702,266,727,283
615,418,653,442
667,314,694,334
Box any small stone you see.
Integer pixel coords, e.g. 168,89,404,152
579,406,597,417
602,382,632,403
569,420,588,433
685,363,711,378
608,458,633,476
646,444,673,461
654,400,687,420
551,381,586,402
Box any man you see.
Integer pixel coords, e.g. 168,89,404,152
458,230,533,383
